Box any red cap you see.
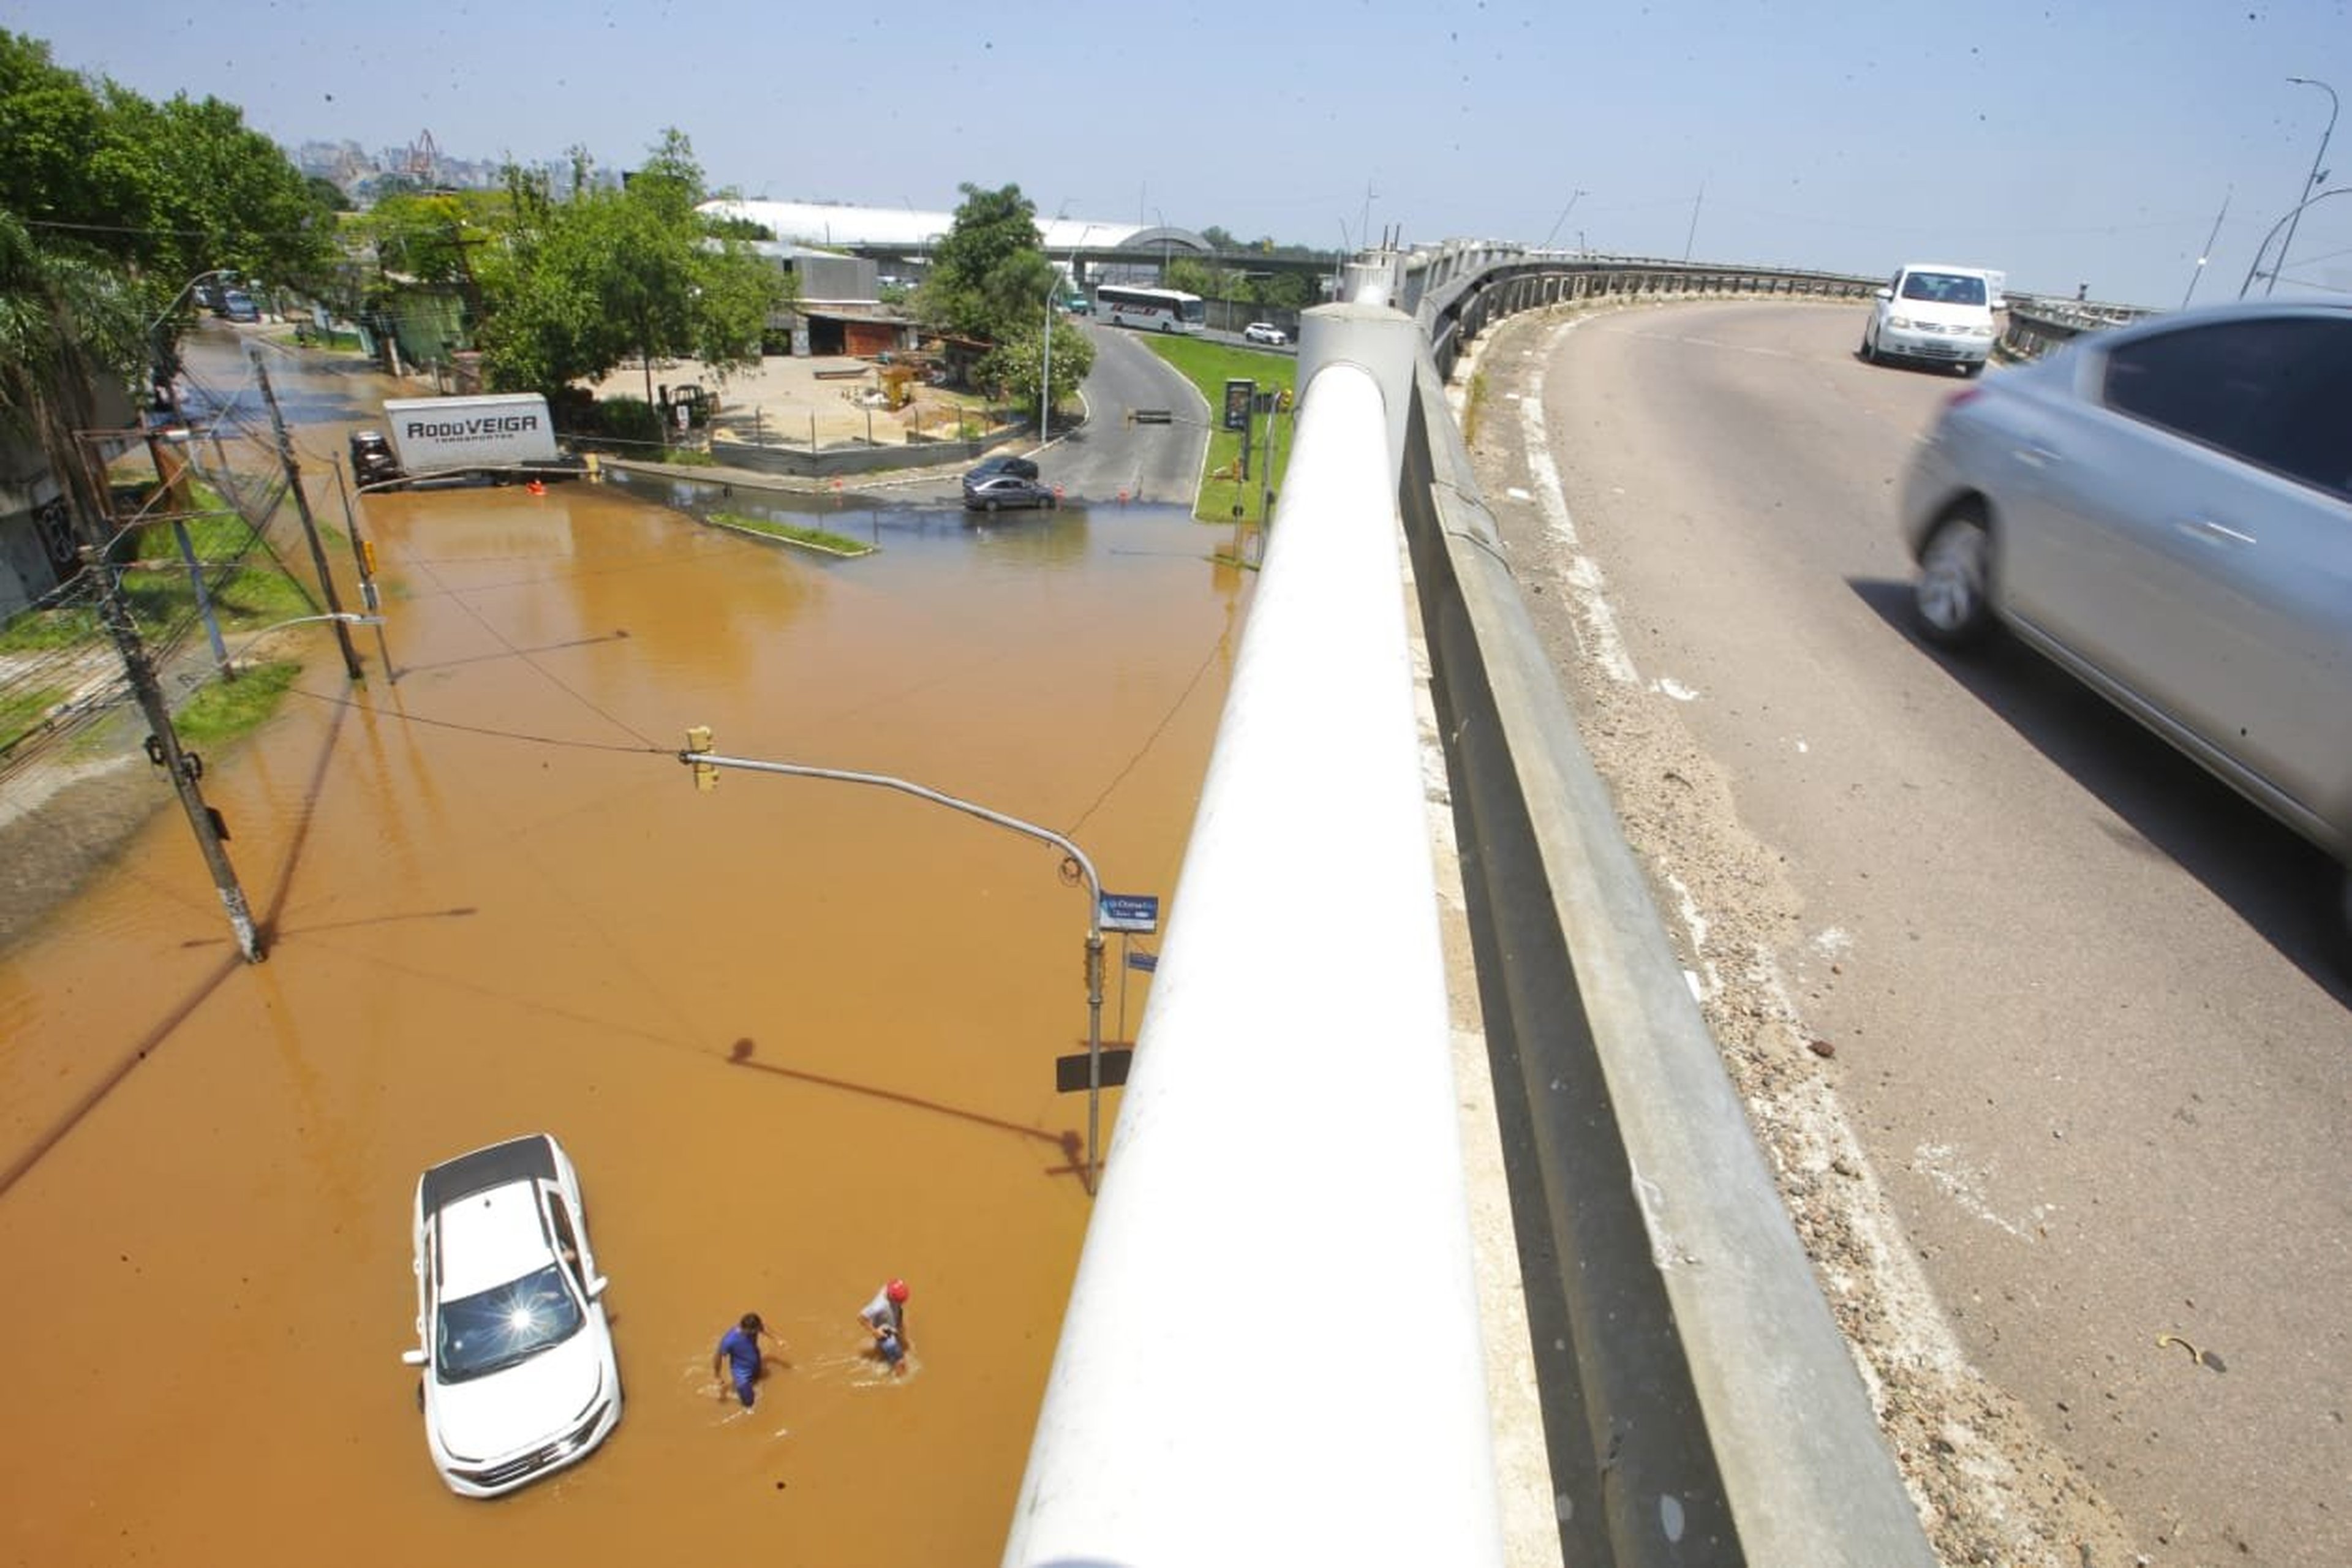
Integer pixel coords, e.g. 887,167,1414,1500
885,1278,910,1304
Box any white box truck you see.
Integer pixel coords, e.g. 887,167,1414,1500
349,393,579,490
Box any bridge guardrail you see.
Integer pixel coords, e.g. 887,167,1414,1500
1393,259,1939,1566
1006,251,1940,1566
1998,294,2158,360
1403,247,1881,380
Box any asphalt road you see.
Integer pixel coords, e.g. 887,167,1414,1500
1041,324,1210,505
1472,299,2350,1566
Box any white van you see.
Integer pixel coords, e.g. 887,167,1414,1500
1860,263,2002,375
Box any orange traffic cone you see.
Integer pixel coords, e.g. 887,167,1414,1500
527,478,547,496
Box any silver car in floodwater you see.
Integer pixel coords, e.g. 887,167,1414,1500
1901,300,2352,954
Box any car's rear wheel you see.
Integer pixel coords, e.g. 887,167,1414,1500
1914,507,1994,647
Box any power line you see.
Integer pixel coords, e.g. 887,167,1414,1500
1062,623,1229,842
284,685,667,755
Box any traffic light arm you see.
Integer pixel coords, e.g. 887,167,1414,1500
675,733,1113,1189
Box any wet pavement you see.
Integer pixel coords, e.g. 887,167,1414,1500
0,342,1247,1562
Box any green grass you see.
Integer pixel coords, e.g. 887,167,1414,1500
0,684,69,738
1138,337,1297,526
1,499,316,656
0,608,89,653
120,510,317,630
173,658,300,745
709,511,876,557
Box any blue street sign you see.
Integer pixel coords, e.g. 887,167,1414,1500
1126,950,1158,973
1099,893,1160,933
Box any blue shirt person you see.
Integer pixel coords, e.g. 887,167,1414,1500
714,1312,780,1408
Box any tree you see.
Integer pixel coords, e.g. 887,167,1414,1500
975,314,1093,422
919,183,1096,424
0,208,146,551
107,90,337,292
0,30,335,542
1255,271,1315,310
353,190,495,288
0,32,153,270
1165,257,1217,299
919,183,1046,342
475,129,785,407
2,30,337,336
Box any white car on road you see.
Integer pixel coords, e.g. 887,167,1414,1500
1861,263,1999,375
1242,322,1289,346
402,1133,621,1497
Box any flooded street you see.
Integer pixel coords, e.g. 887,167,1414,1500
0,360,1246,1563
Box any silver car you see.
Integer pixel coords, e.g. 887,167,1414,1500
1901,300,2352,952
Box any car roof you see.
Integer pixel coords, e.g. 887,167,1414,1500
437,1181,558,1297
421,1134,557,1215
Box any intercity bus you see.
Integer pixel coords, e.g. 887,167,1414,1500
1095,284,1207,334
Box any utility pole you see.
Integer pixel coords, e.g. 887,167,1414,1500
330,456,398,682
83,546,264,962
2269,76,2338,296
251,350,364,680
1041,285,1054,443
1257,389,1284,530
2183,187,2232,308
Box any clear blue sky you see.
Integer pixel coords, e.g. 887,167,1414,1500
21,0,2351,307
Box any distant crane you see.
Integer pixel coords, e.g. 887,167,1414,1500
402,129,442,189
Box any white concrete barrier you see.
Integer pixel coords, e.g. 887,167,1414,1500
1003,341,1504,1568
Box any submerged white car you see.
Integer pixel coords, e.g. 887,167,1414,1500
403,1134,621,1497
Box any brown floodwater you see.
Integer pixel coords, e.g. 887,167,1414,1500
0,431,1246,1562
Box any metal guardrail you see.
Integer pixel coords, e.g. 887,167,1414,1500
1390,240,2165,370
1393,288,1936,1566
1399,244,1883,381
1998,295,2158,360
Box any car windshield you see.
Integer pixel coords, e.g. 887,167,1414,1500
1901,273,1987,306
436,1264,583,1381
